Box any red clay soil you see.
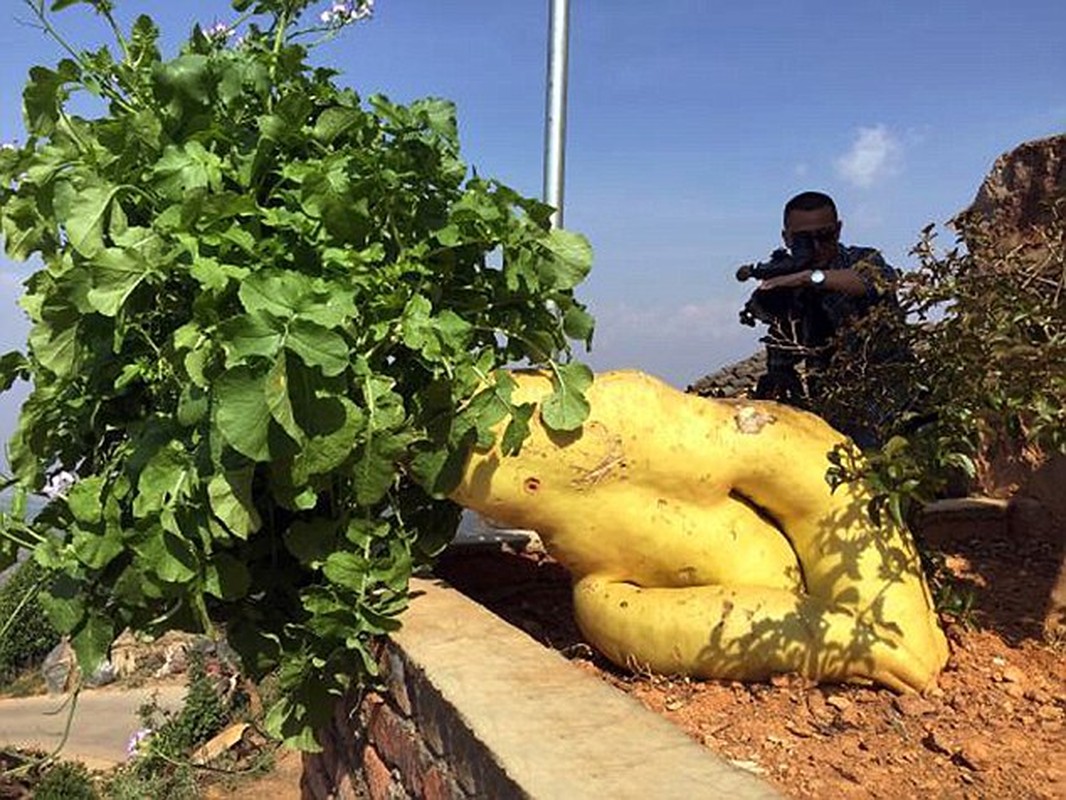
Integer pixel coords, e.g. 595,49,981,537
434,525,1066,800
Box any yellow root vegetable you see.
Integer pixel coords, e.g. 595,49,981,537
450,369,949,692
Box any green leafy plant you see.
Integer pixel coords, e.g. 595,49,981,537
0,0,594,748
144,653,230,761
822,200,1065,533
0,557,59,686
29,759,100,800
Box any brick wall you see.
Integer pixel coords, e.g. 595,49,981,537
301,644,525,800
299,577,778,800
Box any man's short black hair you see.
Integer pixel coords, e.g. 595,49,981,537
783,191,838,226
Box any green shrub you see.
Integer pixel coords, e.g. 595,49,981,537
822,201,1065,530
32,760,99,800
147,653,229,759
0,0,593,749
0,557,58,685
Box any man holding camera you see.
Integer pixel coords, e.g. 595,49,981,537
742,191,899,442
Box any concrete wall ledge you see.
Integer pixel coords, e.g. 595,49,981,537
306,575,781,799
397,577,777,799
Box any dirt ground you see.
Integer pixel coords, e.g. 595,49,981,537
435,523,1066,800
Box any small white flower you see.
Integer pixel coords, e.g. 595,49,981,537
42,471,77,500
320,10,333,23
204,21,233,40
126,728,153,760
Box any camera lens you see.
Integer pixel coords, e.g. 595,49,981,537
790,233,815,267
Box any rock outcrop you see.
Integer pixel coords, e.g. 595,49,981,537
957,134,1066,638
954,133,1066,260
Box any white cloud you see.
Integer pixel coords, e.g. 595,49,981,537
835,125,902,188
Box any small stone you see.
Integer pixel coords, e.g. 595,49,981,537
839,706,863,726
807,693,830,719
1037,704,1061,721
893,695,935,716
1002,665,1027,684
826,695,852,712
786,720,816,738
1025,688,1051,703
957,741,992,772
728,759,765,776
1005,682,1027,699
921,729,956,757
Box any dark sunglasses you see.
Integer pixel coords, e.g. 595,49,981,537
795,226,838,244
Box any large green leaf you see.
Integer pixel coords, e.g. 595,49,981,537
541,362,594,431
39,573,84,634
283,519,340,565
239,271,314,319
321,551,370,591
71,527,123,570
312,106,365,145
292,396,364,483
53,180,120,258
134,528,198,584
133,442,195,518
219,312,284,366
286,319,349,377
153,141,223,196
265,354,305,444
21,61,79,135
352,430,407,506
71,610,114,677
66,475,104,524
29,316,80,377
87,247,151,316
541,229,593,290
215,367,272,461
208,467,262,539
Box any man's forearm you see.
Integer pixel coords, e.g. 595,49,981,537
758,268,869,296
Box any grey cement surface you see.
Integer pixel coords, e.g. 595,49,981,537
450,510,536,550
0,684,186,769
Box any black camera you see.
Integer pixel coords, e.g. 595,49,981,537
735,236,817,327
735,234,816,283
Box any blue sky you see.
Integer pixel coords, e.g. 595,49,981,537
1,0,1064,458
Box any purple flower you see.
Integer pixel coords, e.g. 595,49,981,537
126,727,153,759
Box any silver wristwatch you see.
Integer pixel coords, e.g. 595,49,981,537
809,269,827,287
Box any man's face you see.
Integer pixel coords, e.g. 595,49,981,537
783,206,841,268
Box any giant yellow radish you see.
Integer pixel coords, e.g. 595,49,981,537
450,369,949,692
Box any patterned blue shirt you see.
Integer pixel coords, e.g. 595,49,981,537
763,244,899,379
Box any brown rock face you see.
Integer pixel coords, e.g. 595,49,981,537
955,133,1066,257
956,135,1066,639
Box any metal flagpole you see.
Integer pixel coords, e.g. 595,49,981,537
543,0,570,229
